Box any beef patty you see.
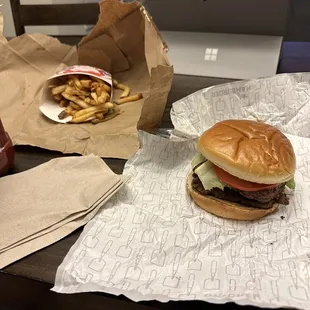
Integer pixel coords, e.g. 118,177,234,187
192,174,289,209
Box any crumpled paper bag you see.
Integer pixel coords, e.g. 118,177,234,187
53,73,310,310
0,0,173,159
0,154,125,268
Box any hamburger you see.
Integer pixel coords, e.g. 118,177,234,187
187,119,296,221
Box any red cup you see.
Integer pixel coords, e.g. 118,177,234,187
0,120,15,176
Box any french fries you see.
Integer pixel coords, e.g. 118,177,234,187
49,74,142,124
91,110,121,124
69,102,82,110
59,99,69,108
95,112,104,120
73,103,108,118
51,85,67,95
115,93,143,105
53,94,62,101
70,111,98,124
115,83,130,98
65,86,89,97
61,92,89,109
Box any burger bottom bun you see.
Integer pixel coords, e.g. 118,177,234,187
187,174,279,221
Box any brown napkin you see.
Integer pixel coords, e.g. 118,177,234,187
0,154,124,268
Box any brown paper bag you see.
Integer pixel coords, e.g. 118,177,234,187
0,0,173,159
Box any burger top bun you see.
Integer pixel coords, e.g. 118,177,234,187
187,174,278,221
198,120,296,184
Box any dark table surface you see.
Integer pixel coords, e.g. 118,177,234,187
0,37,286,310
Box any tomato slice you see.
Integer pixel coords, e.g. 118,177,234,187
213,165,277,192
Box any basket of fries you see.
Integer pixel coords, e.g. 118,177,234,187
40,65,142,124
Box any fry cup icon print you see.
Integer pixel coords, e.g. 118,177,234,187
109,208,128,238
204,261,220,291
278,88,286,110
161,169,173,191
116,228,137,258
288,260,309,300
208,226,223,257
163,203,178,227
240,94,250,107
282,229,297,259
229,97,237,117
298,221,310,248
214,98,226,111
226,220,241,236
265,89,275,103
150,164,162,180
161,179,171,191
138,270,157,294
132,208,146,224
174,219,189,249
301,158,310,182
263,221,277,244
225,241,241,276
229,278,237,297
188,111,200,125
83,221,106,248
125,247,146,281
188,238,202,271
179,273,196,299
163,253,181,288
89,240,113,272
101,261,121,286
142,181,156,202
242,226,257,258
269,280,280,302
121,281,131,290
171,179,183,202
294,193,308,219
264,244,280,278
151,230,169,267
180,195,194,217
246,261,261,292
194,213,208,235
63,249,86,283
141,215,157,243
152,193,166,216
135,171,146,187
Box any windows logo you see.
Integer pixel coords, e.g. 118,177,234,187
204,48,218,61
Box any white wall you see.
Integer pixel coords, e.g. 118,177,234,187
1,0,16,37
0,0,98,37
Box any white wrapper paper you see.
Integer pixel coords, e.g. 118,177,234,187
53,73,310,310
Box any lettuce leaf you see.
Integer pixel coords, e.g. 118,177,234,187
191,153,206,168
286,178,296,190
195,161,226,191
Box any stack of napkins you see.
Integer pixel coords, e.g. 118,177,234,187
0,154,125,268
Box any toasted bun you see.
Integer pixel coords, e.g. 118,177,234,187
187,174,278,221
198,120,296,184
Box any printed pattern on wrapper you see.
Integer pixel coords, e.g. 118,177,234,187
171,73,310,139
53,73,310,310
